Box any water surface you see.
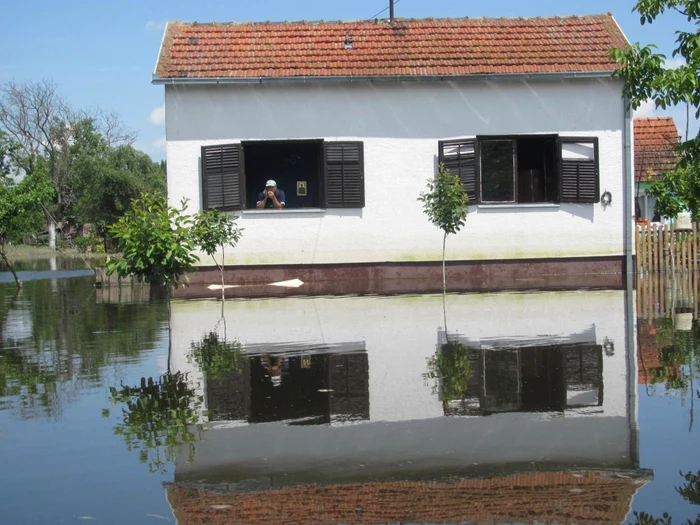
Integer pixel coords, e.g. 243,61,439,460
0,264,697,524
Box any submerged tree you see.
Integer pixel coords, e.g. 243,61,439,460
193,209,243,300
418,164,469,294
609,0,700,219
106,193,200,288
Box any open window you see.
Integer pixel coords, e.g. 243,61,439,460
201,140,364,210
438,135,599,204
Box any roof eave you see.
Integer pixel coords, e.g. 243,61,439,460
152,70,617,86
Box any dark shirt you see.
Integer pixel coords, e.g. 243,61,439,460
257,189,286,208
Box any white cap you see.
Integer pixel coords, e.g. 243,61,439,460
265,180,276,187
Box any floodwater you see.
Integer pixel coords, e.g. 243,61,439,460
0,261,698,524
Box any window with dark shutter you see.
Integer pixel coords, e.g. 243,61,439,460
559,137,599,203
324,142,364,208
439,139,478,204
201,143,245,210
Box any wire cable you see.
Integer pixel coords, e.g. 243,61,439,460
367,0,401,21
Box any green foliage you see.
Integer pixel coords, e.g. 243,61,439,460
67,120,166,240
108,373,203,474
192,209,243,268
424,341,473,413
0,167,54,247
677,470,700,506
610,0,700,218
188,331,245,381
647,165,699,219
418,164,469,235
105,193,200,287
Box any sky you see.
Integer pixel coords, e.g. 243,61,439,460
1,0,697,161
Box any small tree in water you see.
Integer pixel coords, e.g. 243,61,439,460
106,193,200,288
418,164,469,294
193,209,243,299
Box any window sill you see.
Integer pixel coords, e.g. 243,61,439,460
241,208,327,216
476,203,561,210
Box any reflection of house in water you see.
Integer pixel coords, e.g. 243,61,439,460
167,290,650,524
207,347,369,426
438,339,603,416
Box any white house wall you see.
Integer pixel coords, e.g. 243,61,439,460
165,79,627,265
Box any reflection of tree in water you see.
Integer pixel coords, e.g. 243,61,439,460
631,470,700,525
108,372,203,475
108,332,244,474
424,341,472,413
188,331,244,381
0,278,167,419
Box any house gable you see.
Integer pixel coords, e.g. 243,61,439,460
634,117,680,182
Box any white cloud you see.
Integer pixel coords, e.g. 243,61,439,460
634,99,658,118
149,105,165,126
145,20,166,32
664,56,686,70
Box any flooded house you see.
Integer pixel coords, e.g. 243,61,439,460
165,288,650,523
153,14,636,290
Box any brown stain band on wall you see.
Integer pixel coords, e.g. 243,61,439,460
172,256,627,299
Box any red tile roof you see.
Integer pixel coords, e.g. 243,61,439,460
634,117,680,182
155,15,628,80
166,471,650,525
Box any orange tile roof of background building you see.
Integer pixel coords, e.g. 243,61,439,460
634,117,680,182
154,14,628,80
166,470,650,525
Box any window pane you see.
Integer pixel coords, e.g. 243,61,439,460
481,140,514,202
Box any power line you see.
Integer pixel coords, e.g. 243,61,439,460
367,0,401,21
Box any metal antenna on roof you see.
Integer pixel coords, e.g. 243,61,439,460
390,0,395,23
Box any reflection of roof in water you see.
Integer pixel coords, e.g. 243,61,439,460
166,470,651,525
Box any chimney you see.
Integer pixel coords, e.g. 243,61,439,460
389,0,395,24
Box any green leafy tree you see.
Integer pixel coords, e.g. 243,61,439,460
610,0,700,218
69,121,165,245
105,193,200,288
418,164,469,294
193,209,243,299
0,167,54,288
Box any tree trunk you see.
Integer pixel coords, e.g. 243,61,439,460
0,248,22,290
47,218,56,250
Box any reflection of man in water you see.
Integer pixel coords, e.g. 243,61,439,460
260,355,288,387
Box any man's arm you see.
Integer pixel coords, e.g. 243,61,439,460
273,190,285,209
256,192,267,209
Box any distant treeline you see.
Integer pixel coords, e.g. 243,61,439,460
0,79,165,252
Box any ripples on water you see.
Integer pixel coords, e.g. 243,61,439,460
0,264,698,524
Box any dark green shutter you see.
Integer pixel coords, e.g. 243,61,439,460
324,142,364,208
439,138,478,204
201,143,245,210
559,137,599,203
